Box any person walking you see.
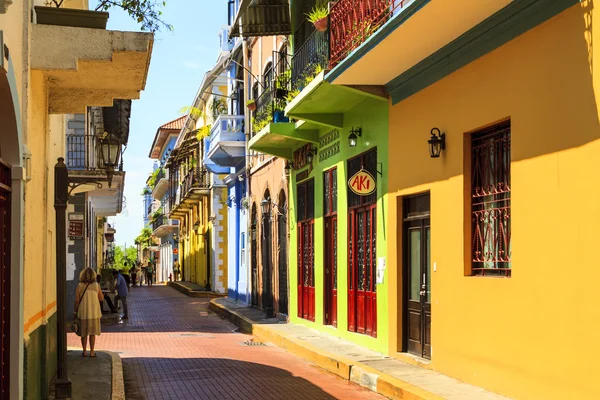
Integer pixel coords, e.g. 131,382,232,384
146,261,154,287
96,274,116,313
112,269,129,319
74,267,104,357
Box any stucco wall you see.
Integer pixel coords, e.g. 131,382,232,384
386,3,599,399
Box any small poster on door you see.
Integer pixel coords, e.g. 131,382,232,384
376,257,386,284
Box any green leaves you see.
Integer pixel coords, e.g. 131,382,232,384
94,0,173,33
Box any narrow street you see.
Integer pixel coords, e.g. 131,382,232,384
68,285,384,400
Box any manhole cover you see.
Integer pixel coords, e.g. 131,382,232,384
169,333,215,338
241,340,266,346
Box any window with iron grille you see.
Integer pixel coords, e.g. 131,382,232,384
471,121,511,277
348,149,378,337
297,179,315,321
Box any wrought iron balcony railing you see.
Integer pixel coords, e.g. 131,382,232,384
180,167,210,199
291,23,329,91
152,214,166,231
66,132,123,173
253,52,291,135
330,0,410,67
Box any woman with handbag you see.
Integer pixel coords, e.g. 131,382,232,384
73,267,104,357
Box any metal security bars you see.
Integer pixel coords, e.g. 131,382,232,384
330,0,412,67
471,121,511,277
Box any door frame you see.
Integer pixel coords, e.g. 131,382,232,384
402,192,431,359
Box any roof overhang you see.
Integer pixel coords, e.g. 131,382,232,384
248,122,318,159
31,24,153,114
285,72,387,126
230,0,291,38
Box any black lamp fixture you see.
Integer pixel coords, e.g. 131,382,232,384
260,198,272,216
305,147,316,164
193,220,201,235
348,127,362,148
98,131,122,187
284,162,292,176
428,128,446,158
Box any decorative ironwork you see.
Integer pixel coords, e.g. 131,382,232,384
293,143,315,169
324,168,338,216
330,0,412,67
319,142,340,162
319,129,340,147
291,23,329,91
471,121,511,277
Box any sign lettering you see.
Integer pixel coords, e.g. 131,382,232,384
348,169,376,196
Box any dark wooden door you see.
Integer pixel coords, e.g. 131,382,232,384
404,193,431,359
251,208,258,307
0,159,11,396
324,216,337,326
261,215,273,316
298,221,315,321
277,211,288,315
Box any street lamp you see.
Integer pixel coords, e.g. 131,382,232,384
53,132,122,398
260,198,272,216
98,131,122,188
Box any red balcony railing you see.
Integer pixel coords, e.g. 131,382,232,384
330,0,412,67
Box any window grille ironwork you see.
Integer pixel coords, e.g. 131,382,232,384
297,179,315,321
471,121,511,277
324,167,337,216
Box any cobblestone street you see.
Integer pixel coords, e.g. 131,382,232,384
67,286,384,400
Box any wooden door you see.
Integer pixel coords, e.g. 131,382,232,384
261,213,273,316
324,216,337,326
251,206,258,307
404,193,431,359
0,159,11,395
297,179,315,321
277,208,288,315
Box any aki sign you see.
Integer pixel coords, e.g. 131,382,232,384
348,169,376,196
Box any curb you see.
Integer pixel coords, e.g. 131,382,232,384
210,298,441,400
208,298,254,333
167,281,227,298
105,350,125,400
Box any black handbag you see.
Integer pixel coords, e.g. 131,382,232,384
71,282,91,335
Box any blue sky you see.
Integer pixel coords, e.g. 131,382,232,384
93,0,227,248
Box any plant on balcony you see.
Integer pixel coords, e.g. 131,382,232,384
275,70,291,99
240,196,250,210
141,187,151,196
306,1,329,32
187,157,197,170
197,124,212,140
147,167,161,189
209,97,228,122
40,0,172,32
273,103,289,124
246,99,257,111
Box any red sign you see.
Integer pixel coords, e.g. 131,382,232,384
173,248,178,255
348,169,376,196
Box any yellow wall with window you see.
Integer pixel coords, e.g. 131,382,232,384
386,3,600,399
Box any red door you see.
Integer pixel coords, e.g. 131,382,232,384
347,149,378,337
324,216,337,326
0,159,11,397
298,220,315,321
297,179,315,321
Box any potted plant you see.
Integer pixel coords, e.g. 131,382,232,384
246,99,257,111
306,1,329,32
35,0,109,29
273,105,289,124
275,70,291,99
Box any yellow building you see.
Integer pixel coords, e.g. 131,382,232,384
0,0,152,397
167,70,229,293
322,0,598,398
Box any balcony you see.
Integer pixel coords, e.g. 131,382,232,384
152,168,169,200
169,167,210,218
151,214,179,238
31,15,153,114
291,26,329,92
204,115,245,169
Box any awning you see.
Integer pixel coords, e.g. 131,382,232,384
230,0,291,38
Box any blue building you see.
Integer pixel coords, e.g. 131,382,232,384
147,117,184,282
203,3,249,303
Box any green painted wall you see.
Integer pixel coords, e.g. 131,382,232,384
24,312,57,400
289,97,390,354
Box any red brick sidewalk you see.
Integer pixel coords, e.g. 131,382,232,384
67,286,384,400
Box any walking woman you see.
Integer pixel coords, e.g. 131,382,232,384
74,267,104,357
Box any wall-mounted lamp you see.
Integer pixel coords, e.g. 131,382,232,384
284,162,292,176
193,220,200,235
260,198,272,216
348,127,362,148
428,128,446,158
306,148,316,164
